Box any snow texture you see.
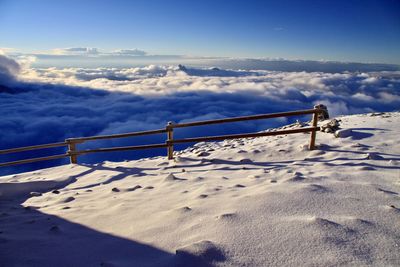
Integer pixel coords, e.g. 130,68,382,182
0,112,399,266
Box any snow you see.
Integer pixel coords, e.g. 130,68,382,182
0,112,399,266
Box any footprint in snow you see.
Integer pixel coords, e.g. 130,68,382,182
175,206,192,213
366,153,384,160
286,172,305,182
311,217,342,229
216,213,237,220
357,166,376,171
304,184,330,193
49,225,60,233
127,185,142,192
62,196,75,203
240,158,253,164
308,150,325,156
196,151,210,157
164,173,187,182
388,205,399,212
143,186,154,190
195,176,205,182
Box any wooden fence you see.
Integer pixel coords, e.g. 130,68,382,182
0,105,328,168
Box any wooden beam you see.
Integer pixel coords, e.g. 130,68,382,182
72,143,168,156
0,154,69,167
168,127,319,144
66,128,167,142
171,109,321,128
0,142,67,155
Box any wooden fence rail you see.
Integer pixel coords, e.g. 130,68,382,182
0,105,328,169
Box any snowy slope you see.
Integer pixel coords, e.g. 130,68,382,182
0,112,399,266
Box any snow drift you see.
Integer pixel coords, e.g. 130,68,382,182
0,112,399,266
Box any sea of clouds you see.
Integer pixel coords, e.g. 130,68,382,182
1,54,399,174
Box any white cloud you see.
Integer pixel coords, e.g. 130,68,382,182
113,49,147,56
51,47,99,55
0,54,21,86
39,47,148,57
18,65,400,110
0,47,16,55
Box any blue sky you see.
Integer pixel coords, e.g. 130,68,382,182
0,0,399,63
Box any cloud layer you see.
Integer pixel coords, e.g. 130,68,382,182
0,56,399,174
20,64,400,116
6,47,400,71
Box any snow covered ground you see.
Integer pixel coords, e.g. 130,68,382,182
0,112,399,266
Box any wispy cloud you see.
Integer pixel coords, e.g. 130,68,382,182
273,27,284,31
113,49,147,56
40,47,147,57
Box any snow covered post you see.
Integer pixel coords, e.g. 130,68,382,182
66,139,78,164
309,105,320,150
166,121,174,160
314,104,329,120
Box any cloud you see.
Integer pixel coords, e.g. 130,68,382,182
0,54,20,86
8,48,399,71
0,55,399,175
52,47,99,55
0,47,16,55
113,49,147,56
18,65,400,114
42,47,147,57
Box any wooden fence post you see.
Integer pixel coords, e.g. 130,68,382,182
66,140,78,164
309,106,320,150
166,122,174,160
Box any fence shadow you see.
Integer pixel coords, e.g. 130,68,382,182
0,187,220,267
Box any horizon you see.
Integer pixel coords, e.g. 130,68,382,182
1,0,400,65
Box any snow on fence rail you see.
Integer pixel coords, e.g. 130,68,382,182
0,105,328,168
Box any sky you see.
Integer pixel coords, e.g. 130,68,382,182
0,0,399,64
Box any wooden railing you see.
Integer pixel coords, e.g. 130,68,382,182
0,105,328,168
